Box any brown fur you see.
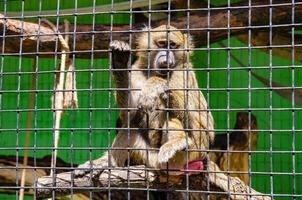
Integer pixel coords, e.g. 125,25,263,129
210,112,258,185
133,25,215,169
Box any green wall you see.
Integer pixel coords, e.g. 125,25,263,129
0,0,301,199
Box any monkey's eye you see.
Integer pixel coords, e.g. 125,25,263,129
156,40,167,48
170,41,179,49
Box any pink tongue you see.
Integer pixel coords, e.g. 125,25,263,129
180,160,204,175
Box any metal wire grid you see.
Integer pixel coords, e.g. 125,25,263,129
0,0,301,200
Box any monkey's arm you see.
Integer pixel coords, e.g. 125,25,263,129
158,118,192,164
110,40,148,123
110,41,131,110
74,41,132,177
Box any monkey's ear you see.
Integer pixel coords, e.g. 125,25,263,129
183,33,194,55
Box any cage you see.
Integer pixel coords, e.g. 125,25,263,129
0,0,301,200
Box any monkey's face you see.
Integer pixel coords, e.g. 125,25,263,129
136,25,193,76
151,38,179,76
235,112,257,130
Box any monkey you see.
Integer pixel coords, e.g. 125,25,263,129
210,112,258,185
75,25,214,177
132,25,215,173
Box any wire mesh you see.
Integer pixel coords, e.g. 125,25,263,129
0,0,301,200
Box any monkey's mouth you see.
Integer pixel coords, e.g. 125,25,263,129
181,160,205,175
155,54,176,76
156,68,173,76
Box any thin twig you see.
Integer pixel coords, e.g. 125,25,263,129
41,19,70,177
19,59,37,200
63,19,78,109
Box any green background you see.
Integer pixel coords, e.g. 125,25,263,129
0,0,301,199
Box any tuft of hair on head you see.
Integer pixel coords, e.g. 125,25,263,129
135,25,150,59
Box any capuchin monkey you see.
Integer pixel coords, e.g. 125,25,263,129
76,25,214,177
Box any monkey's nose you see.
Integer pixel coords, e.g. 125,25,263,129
161,59,174,67
160,55,175,69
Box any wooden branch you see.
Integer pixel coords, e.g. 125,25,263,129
0,155,75,183
36,161,271,200
36,166,155,199
0,0,301,59
237,31,302,62
0,155,75,196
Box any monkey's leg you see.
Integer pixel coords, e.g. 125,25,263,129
74,131,132,177
108,130,159,168
75,130,158,177
158,118,192,164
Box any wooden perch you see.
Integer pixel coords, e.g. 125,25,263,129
0,0,301,59
36,161,270,200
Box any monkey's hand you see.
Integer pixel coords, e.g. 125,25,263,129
137,82,169,114
110,40,130,69
158,138,192,164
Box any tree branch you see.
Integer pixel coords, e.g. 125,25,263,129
237,31,302,62
0,0,301,59
36,161,271,200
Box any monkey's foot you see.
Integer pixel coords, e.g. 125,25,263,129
74,161,103,178
110,40,130,69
